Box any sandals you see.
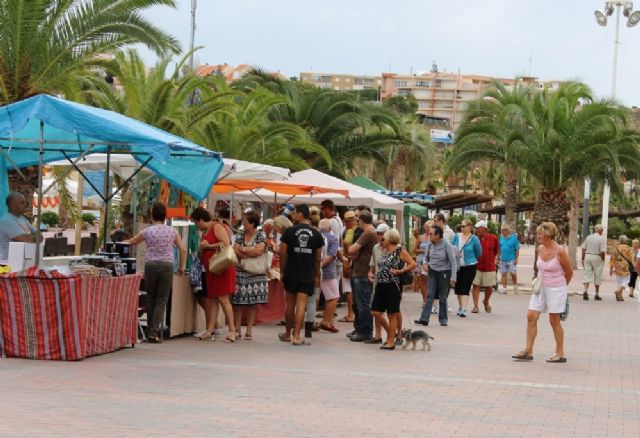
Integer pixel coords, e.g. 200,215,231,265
546,354,567,363
278,332,290,343
195,331,212,341
511,351,533,361
243,334,252,341
291,338,304,346
225,332,237,343
483,301,492,313
320,323,339,333
337,316,354,323
471,307,479,313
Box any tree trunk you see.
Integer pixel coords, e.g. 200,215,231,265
567,181,582,268
531,187,570,244
503,165,518,233
8,167,39,220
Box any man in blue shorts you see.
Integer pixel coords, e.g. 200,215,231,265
498,224,520,293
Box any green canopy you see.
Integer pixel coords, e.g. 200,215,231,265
348,176,428,243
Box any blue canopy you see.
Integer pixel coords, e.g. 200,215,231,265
0,94,222,200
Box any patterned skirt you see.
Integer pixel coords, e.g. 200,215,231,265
231,269,269,305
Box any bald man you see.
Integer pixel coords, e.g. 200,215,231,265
0,192,37,267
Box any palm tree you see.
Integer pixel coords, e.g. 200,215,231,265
189,87,331,169
448,81,533,232
522,82,640,242
1,0,181,213
0,0,180,104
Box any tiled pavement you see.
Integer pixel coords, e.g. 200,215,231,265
1,246,639,437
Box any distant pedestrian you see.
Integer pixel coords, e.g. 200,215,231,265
318,219,341,333
434,212,455,243
581,224,606,301
414,224,458,327
371,229,416,350
628,239,639,299
471,220,499,314
512,222,572,363
610,235,634,302
347,210,377,342
338,210,357,323
367,223,390,344
451,220,482,317
414,221,433,306
498,224,520,293
279,204,324,346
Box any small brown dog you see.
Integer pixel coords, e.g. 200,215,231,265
401,329,434,351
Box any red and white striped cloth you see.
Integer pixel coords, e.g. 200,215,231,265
0,268,141,361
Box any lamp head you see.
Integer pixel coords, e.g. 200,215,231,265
628,9,640,26
595,9,608,26
605,2,615,16
623,2,634,17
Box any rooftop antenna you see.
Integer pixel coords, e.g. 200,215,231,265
431,61,438,73
528,53,533,76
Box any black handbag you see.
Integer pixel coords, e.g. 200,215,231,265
399,271,414,286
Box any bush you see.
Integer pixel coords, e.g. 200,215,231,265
607,217,629,239
81,213,97,225
41,211,59,226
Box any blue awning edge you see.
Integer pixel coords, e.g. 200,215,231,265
0,94,222,200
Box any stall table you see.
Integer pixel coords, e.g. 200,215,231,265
0,269,142,360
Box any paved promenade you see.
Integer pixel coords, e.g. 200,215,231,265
1,246,639,437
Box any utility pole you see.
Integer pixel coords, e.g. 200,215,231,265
189,0,197,72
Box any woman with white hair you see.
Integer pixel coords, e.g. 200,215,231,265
370,229,416,350
610,235,634,302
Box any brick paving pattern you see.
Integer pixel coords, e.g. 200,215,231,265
1,246,639,437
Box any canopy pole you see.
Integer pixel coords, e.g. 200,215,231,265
74,175,84,256
132,175,138,236
102,146,111,251
230,188,234,225
34,122,44,269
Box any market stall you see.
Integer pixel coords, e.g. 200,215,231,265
211,177,352,324
0,95,223,357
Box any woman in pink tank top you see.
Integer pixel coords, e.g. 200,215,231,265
512,222,573,364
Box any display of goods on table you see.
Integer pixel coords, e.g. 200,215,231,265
0,267,142,361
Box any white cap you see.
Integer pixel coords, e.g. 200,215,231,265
475,220,488,229
376,223,390,233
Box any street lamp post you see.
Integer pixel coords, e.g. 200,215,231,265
592,1,640,239
189,0,197,72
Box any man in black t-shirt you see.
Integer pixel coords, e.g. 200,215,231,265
279,204,324,346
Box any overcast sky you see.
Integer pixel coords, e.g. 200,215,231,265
140,0,640,106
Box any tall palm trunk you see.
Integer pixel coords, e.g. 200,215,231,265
531,188,570,244
567,181,582,268
503,165,518,233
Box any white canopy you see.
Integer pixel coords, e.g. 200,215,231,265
47,154,290,181
213,169,404,211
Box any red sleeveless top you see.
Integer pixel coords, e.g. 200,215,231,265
202,223,236,297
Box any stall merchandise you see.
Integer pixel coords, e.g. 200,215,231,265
0,268,141,361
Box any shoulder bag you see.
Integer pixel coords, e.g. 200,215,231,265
239,231,269,275
616,247,636,273
209,242,238,274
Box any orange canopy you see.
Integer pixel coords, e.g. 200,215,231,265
212,179,349,197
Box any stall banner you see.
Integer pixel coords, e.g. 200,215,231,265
0,268,85,360
0,269,141,361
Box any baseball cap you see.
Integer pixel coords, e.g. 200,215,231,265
475,220,488,229
376,223,390,234
344,211,356,220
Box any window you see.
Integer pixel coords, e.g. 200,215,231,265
398,88,412,97
320,76,332,83
415,80,431,87
395,80,408,87
354,78,363,85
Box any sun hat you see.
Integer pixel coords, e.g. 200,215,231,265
475,220,488,229
376,223,390,234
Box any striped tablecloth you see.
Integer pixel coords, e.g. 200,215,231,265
0,269,142,361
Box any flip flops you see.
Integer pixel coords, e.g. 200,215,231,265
337,316,354,323
511,351,533,361
546,354,567,363
278,333,290,343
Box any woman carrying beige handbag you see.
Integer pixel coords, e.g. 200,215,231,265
231,211,270,340
190,206,237,342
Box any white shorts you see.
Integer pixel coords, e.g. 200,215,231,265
529,285,568,314
616,275,630,288
342,277,352,293
321,278,340,300
583,254,604,285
